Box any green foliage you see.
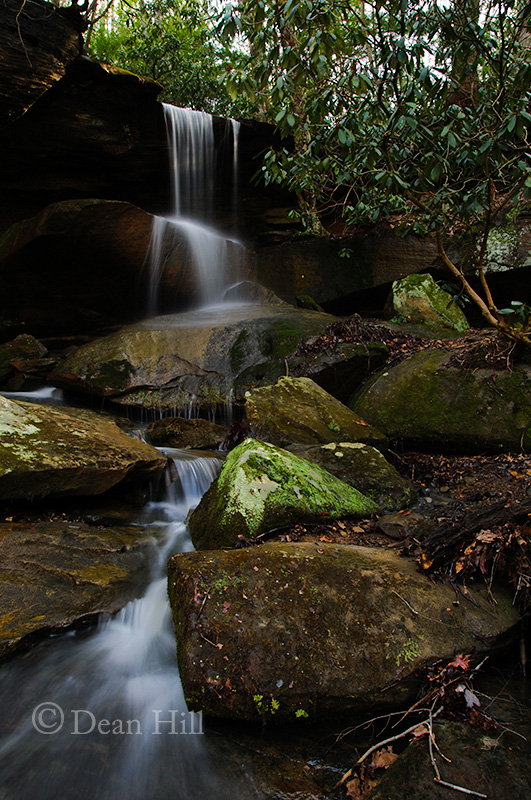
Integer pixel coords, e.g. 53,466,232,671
88,0,247,115
219,0,531,341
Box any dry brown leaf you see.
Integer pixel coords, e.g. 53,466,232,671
370,746,399,770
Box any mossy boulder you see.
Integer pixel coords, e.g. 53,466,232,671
244,376,388,451
0,395,166,500
187,439,379,549
351,349,531,453
287,442,417,511
167,542,519,722
146,417,227,450
391,274,470,332
0,519,156,659
50,305,337,411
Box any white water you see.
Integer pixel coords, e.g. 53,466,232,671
146,105,244,315
0,452,259,800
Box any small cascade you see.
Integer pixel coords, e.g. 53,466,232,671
0,451,259,800
145,104,245,315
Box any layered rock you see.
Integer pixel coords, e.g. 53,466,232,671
188,439,378,549
0,519,157,658
0,199,201,334
50,305,337,410
168,542,518,722
287,442,416,512
0,0,83,126
351,349,531,453
146,417,227,450
244,376,388,450
0,395,166,500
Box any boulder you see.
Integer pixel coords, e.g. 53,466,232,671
167,542,519,722
0,334,48,382
351,348,531,453
287,442,416,512
0,519,156,658
390,274,470,332
146,417,227,450
0,395,166,500
187,439,379,549
50,304,337,410
244,377,389,450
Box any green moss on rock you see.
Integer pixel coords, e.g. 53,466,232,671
391,274,470,332
351,349,531,453
188,439,380,549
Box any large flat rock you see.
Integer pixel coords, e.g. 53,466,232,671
168,542,519,722
0,519,156,658
0,395,166,500
51,304,338,410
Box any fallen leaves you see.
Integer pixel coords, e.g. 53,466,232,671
345,747,399,800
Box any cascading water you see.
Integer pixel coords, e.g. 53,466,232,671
0,451,257,800
146,104,245,315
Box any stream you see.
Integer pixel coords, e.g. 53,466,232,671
0,447,268,799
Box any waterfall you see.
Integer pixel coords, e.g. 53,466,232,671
146,105,244,315
0,451,259,799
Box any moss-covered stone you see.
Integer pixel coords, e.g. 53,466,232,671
0,395,166,500
244,376,389,450
351,349,531,453
287,442,417,511
391,274,470,332
167,543,519,722
188,439,379,549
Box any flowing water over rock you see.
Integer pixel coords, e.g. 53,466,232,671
146,104,245,315
0,451,260,799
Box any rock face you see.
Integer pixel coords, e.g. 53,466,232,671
187,439,379,549
167,542,518,722
146,417,227,450
50,305,337,410
351,349,531,453
0,519,156,658
0,395,166,500
244,376,389,450
250,229,440,307
287,442,416,512
390,274,470,332
287,341,389,404
0,199,210,334
0,0,83,126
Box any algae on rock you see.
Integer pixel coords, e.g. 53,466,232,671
288,441,417,511
351,348,531,453
391,274,470,332
187,438,379,550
